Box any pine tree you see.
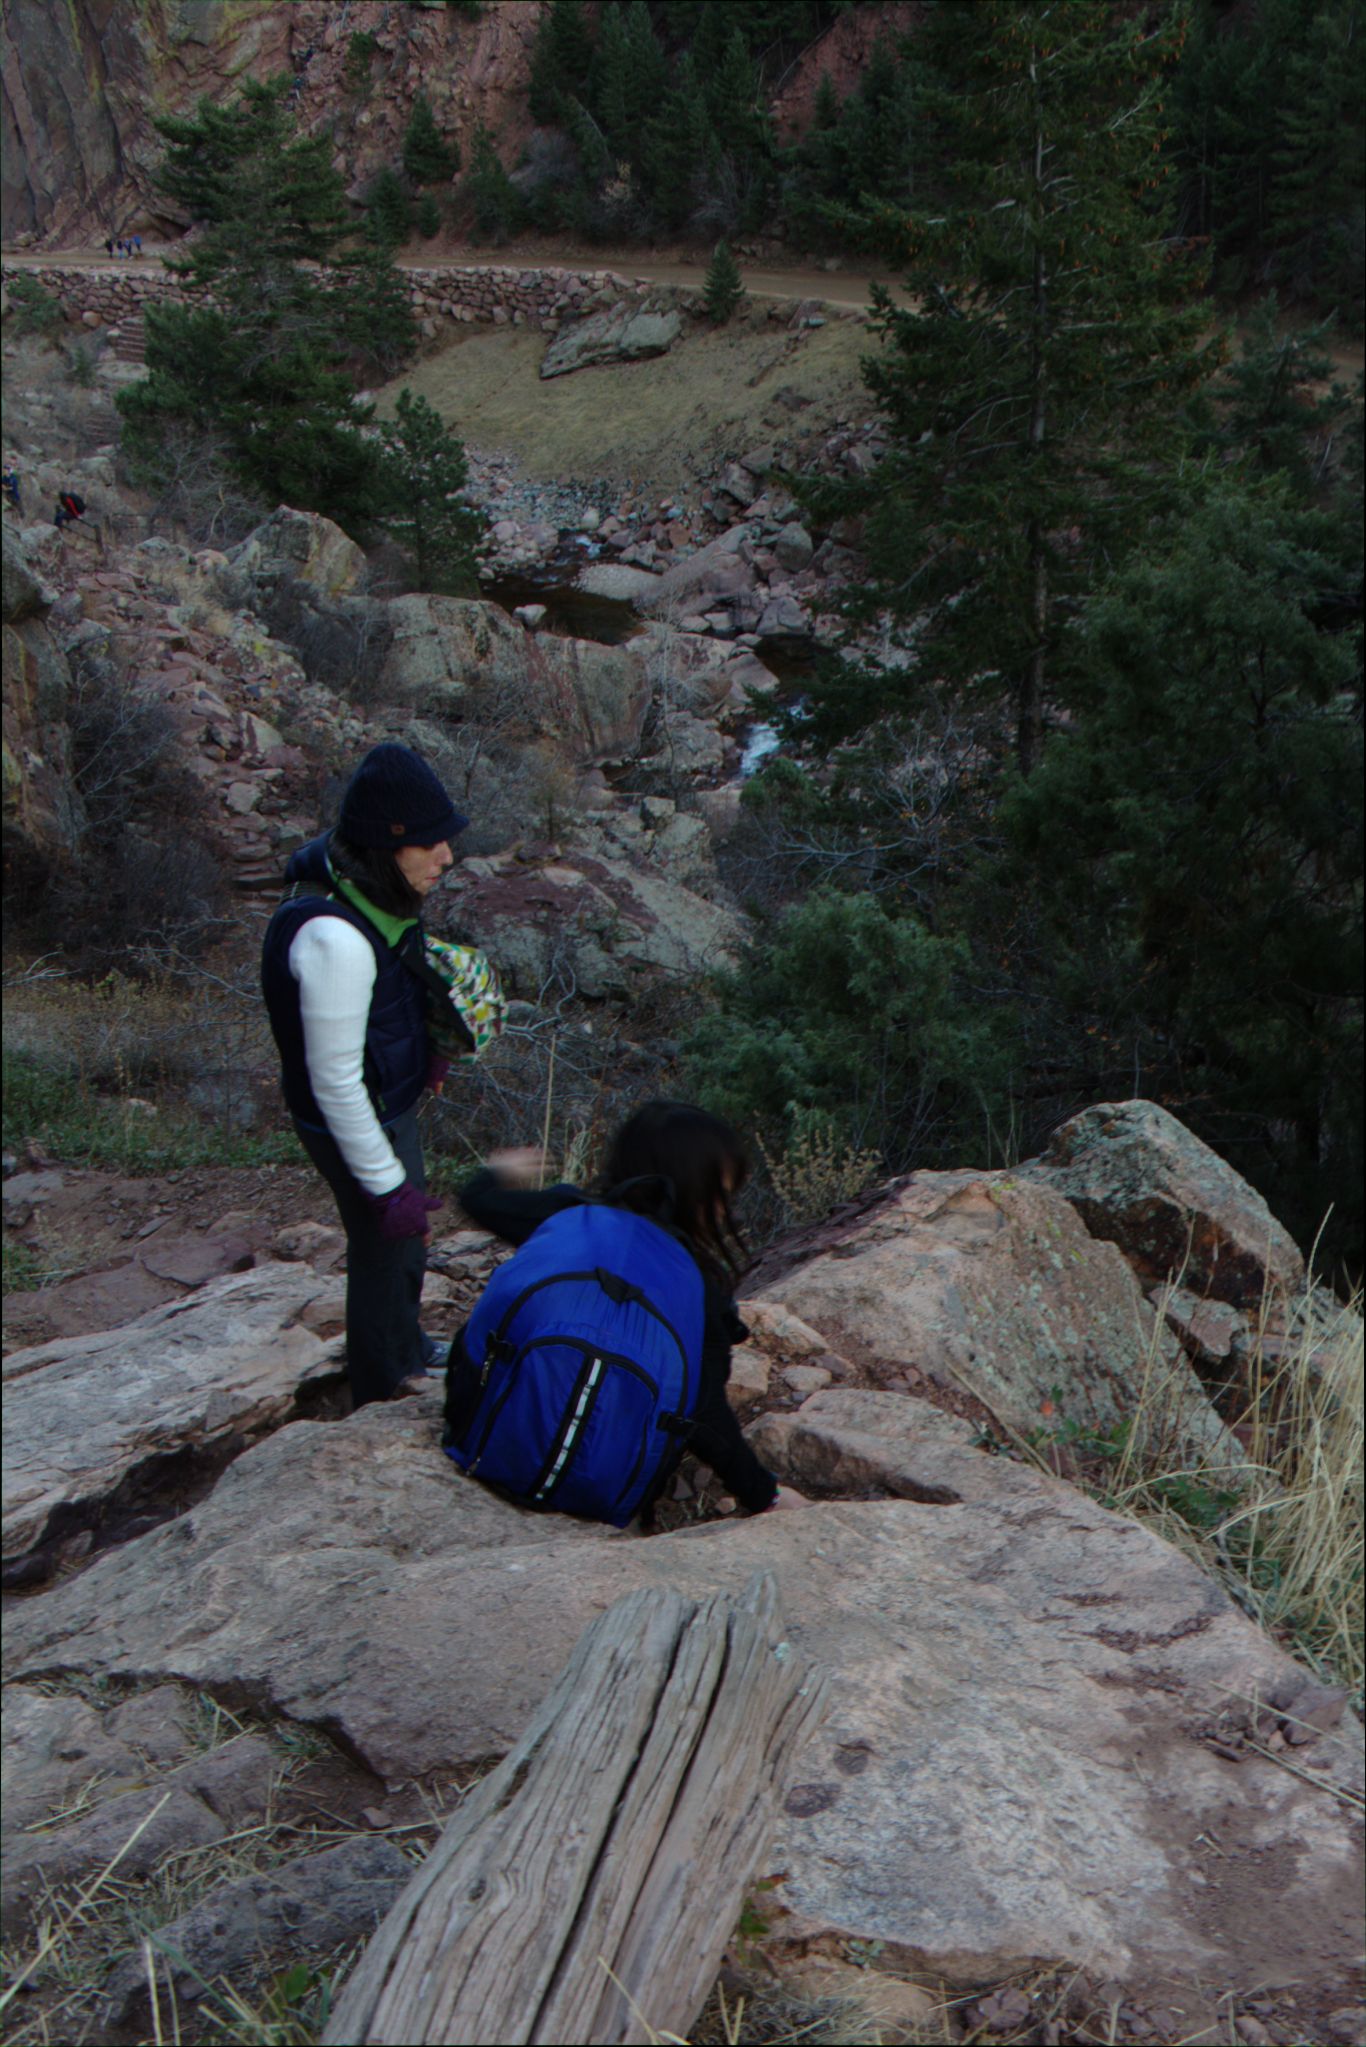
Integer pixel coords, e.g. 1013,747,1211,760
1267,0,1365,321
118,77,398,533
703,240,744,322
1201,295,1356,498
379,389,484,594
800,0,1211,775
528,0,595,125
402,93,458,185
366,165,412,247
154,78,347,277
464,124,522,244
1003,478,1363,1264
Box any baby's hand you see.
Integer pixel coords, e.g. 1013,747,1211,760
486,1146,547,1188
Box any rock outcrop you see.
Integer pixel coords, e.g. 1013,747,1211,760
4,1392,1359,2027
1,1263,345,1575
1027,1098,1306,1306
744,1168,1239,1463
439,833,744,999
1,523,87,879
540,302,684,379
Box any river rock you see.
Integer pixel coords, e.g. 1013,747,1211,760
743,1170,1237,1463
540,303,682,378
6,1397,1359,2016
648,525,755,611
1,1263,347,1571
576,561,664,605
1027,1099,1305,1306
756,592,811,639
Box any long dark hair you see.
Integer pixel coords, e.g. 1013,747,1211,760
601,1100,750,1281
328,829,422,920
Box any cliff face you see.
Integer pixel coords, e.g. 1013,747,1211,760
1,0,294,242
1,0,542,247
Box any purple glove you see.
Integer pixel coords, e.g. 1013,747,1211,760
367,1181,442,1242
426,1052,451,1095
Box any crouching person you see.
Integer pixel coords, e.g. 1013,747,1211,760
261,744,466,1408
444,1101,808,1526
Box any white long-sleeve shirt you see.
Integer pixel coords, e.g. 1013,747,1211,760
288,915,406,1196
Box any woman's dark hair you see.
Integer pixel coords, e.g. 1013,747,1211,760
328,829,423,919
601,1100,750,1279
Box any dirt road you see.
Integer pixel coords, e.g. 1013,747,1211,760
2,241,903,311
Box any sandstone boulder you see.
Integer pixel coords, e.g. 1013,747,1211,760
541,303,682,378
5,1395,1359,2021
744,1170,1237,1463
1,1263,346,1570
226,507,366,603
440,839,742,999
379,595,651,759
648,524,755,612
1027,1099,1305,1306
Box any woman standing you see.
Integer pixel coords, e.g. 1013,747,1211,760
261,744,465,1407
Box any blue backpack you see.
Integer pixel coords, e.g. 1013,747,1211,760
443,1202,705,1528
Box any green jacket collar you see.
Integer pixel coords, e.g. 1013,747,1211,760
327,861,417,949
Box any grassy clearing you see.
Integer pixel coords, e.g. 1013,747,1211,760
2,1050,301,1185
379,307,873,492
2,960,302,1207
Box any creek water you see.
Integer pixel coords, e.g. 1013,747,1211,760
479,550,813,779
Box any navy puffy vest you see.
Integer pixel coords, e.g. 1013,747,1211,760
260,835,429,1131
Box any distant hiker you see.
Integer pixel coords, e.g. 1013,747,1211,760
53,490,87,531
2,468,21,514
131,234,143,257
260,744,470,1410
445,1101,810,1527
104,235,115,258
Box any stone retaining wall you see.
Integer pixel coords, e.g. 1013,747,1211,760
1,260,696,342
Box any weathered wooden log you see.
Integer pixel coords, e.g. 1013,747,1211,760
322,1570,827,2046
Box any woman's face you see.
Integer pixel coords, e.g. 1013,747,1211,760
395,840,455,897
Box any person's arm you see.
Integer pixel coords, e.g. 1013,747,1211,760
687,1289,780,1513
289,917,404,1196
457,1165,581,1247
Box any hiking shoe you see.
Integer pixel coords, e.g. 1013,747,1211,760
419,1329,449,1373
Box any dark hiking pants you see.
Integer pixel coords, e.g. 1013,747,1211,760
295,1108,428,1410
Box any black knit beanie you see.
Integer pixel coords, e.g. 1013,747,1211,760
337,744,468,849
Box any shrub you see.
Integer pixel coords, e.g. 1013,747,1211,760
416,191,442,239
685,887,1013,1172
64,340,97,387
344,29,379,91
6,272,65,336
